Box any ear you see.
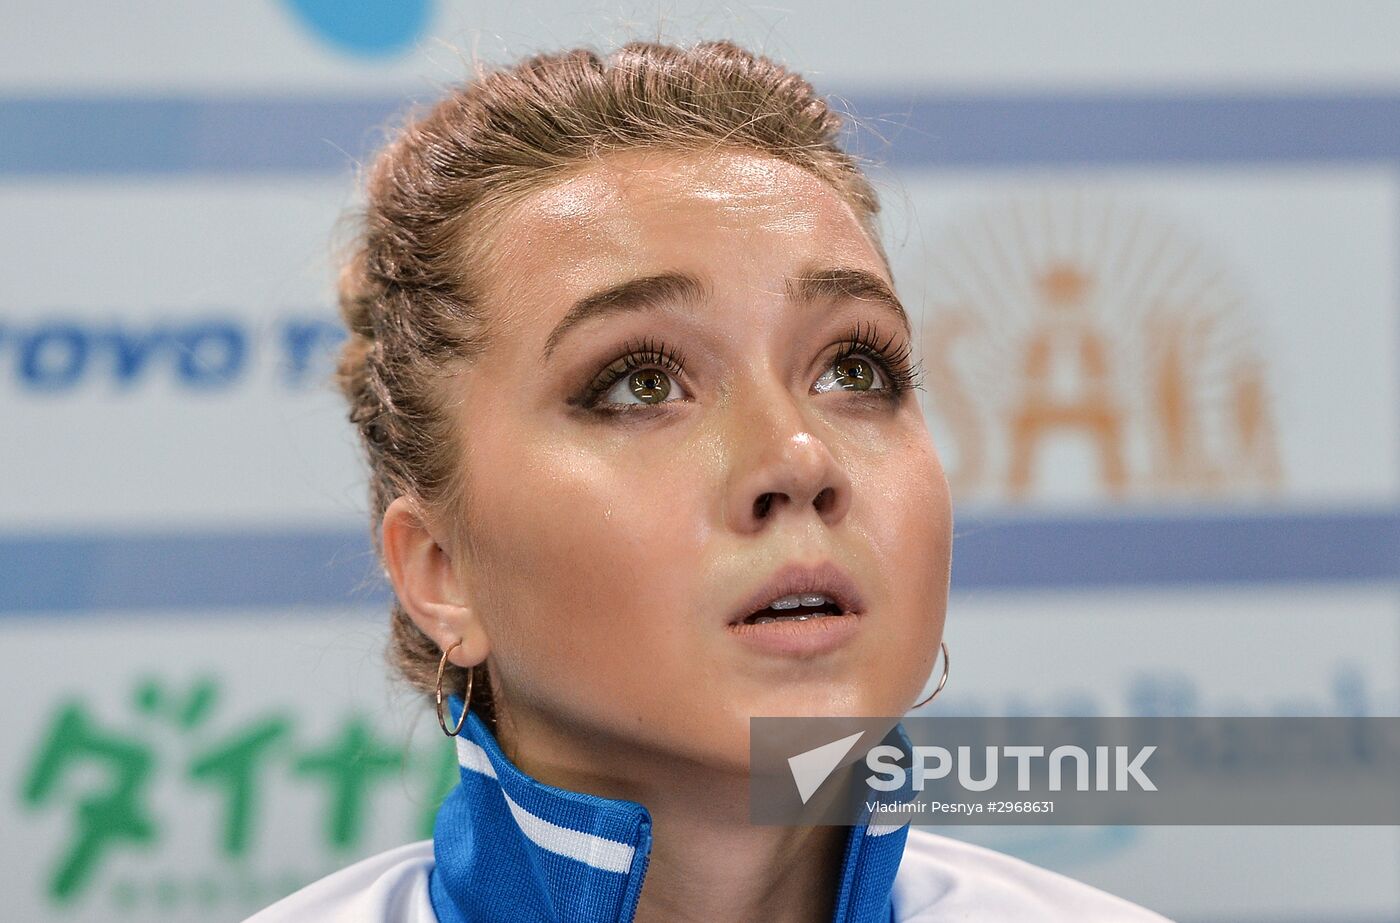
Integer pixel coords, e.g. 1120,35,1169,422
381,495,490,668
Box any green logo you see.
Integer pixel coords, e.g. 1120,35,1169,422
19,676,456,914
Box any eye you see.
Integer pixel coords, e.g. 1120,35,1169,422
599,365,688,406
812,321,923,401
580,337,689,412
813,354,887,393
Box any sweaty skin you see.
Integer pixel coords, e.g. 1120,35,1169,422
381,147,953,923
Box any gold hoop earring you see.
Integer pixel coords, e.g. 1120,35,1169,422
436,640,474,737
912,641,950,709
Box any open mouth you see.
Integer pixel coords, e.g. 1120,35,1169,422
741,594,849,625
727,560,866,632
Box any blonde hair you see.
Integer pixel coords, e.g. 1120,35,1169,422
336,38,888,727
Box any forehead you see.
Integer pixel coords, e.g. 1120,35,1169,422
472,148,882,333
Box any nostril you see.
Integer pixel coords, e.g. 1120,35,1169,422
753,492,775,518
813,486,835,512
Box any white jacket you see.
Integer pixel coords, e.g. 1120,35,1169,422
248,706,1173,922
248,828,1172,922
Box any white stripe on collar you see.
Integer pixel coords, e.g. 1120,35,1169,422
456,736,637,874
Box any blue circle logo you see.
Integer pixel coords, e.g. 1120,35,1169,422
282,0,433,58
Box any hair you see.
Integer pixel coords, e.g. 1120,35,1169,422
335,38,889,729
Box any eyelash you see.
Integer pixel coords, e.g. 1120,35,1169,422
578,322,924,412
580,336,690,409
833,320,925,398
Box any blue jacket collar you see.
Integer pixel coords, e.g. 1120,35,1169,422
429,699,911,923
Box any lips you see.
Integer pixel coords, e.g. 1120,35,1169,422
727,559,866,626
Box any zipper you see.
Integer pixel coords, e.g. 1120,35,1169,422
616,819,653,921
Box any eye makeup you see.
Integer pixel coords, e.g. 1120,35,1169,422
576,335,689,410
828,320,924,398
573,320,923,416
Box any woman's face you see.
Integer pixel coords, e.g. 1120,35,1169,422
446,147,951,772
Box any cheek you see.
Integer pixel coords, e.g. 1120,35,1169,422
857,434,952,706
854,431,952,620
463,437,707,700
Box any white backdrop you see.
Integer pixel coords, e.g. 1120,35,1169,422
2,3,1398,921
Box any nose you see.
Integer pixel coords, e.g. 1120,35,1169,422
723,398,853,534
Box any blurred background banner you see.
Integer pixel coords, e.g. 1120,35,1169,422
2,3,1398,921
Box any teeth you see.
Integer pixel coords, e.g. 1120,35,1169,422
745,592,844,625
766,593,832,610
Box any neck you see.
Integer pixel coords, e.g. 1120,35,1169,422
497,708,850,923
633,809,848,923
429,699,912,923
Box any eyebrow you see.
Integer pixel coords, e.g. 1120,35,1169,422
540,262,911,360
542,271,707,360
789,265,912,338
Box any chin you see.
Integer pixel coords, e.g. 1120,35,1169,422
735,685,898,721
